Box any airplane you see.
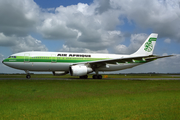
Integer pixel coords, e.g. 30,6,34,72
2,33,173,79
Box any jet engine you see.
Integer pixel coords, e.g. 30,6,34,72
69,65,93,76
52,71,69,76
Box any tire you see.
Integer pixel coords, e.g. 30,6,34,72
80,75,88,79
98,75,102,79
93,75,102,79
93,75,98,79
26,75,31,79
84,75,88,79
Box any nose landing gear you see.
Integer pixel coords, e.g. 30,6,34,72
25,70,31,79
26,74,31,79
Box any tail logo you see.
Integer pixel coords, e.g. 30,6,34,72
144,38,156,52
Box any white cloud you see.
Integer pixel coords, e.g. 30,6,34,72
95,0,111,14
37,0,180,54
0,33,47,53
11,36,48,53
0,0,40,37
0,53,4,63
0,0,47,54
0,0,179,54
37,1,123,52
59,44,109,53
150,54,180,72
164,38,171,43
114,44,128,54
38,17,79,40
112,0,180,40
0,54,4,72
114,33,148,54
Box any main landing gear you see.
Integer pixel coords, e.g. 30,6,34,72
92,75,102,79
79,75,102,79
25,70,31,79
79,70,102,79
92,70,102,79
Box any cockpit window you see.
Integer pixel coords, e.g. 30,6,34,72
8,56,16,58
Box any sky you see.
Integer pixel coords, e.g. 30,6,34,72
0,0,180,73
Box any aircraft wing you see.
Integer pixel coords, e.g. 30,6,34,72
85,55,174,66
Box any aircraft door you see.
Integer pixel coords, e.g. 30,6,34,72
51,54,57,63
24,53,30,62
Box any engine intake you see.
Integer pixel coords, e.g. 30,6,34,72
69,65,93,76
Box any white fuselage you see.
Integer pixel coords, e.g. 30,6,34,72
3,51,142,72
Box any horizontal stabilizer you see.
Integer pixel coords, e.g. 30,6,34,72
145,55,175,60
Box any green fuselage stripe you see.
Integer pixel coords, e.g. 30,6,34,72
4,56,151,64
4,56,107,63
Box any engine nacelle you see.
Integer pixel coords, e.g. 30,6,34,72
52,71,68,76
69,65,93,76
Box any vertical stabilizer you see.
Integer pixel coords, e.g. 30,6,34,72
132,33,158,56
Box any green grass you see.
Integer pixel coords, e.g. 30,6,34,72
0,79,180,120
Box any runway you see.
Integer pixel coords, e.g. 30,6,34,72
0,78,180,80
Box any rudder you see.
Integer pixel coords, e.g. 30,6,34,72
132,33,158,56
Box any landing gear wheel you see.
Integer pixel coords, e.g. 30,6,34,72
93,75,102,79
26,75,31,79
80,75,88,79
93,75,98,79
98,75,102,79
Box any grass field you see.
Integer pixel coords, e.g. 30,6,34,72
0,76,180,120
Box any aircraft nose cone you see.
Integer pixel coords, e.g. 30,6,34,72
2,59,5,64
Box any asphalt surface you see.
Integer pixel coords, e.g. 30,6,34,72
0,78,180,80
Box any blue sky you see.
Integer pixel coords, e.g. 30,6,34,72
0,0,180,73
34,0,93,8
